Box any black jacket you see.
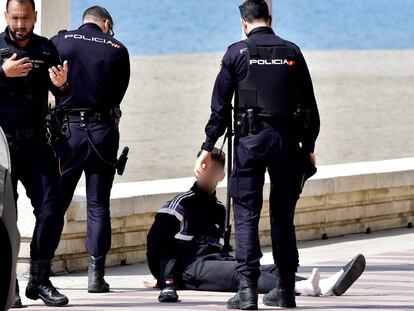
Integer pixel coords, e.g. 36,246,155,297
146,182,226,280
51,23,130,111
202,27,320,153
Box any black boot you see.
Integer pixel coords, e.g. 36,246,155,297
263,276,296,308
158,280,179,303
88,256,110,293
11,279,23,308
25,259,69,307
227,276,258,310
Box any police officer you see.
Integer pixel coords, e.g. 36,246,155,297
0,0,69,307
194,0,320,309
51,6,130,293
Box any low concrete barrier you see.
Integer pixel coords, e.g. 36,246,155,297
17,158,414,273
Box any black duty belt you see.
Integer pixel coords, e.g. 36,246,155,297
64,111,110,124
258,116,293,129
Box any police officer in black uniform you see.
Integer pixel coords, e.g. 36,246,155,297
194,1,320,309
51,6,130,294
0,0,69,308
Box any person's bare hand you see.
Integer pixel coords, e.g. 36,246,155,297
309,153,316,166
143,278,158,289
194,150,212,178
2,53,32,78
49,60,68,88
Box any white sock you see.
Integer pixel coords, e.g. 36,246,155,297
295,268,321,296
319,269,345,296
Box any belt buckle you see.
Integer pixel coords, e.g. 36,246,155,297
80,111,87,128
96,112,102,122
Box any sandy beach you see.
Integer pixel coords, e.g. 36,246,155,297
113,50,414,183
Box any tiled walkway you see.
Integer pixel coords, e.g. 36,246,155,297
16,228,414,311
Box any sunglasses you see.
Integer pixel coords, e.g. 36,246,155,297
104,19,114,37
108,24,114,37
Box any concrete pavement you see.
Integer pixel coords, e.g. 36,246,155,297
15,227,414,310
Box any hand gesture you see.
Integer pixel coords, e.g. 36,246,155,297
49,60,68,88
2,53,32,77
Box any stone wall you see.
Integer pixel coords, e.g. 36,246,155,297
17,158,414,274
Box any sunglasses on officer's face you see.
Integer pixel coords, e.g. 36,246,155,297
108,25,114,37
103,19,114,37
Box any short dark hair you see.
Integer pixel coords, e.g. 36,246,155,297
211,147,226,168
239,0,270,23
197,148,226,169
82,5,113,25
6,0,35,11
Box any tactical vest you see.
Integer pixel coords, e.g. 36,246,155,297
0,32,51,65
0,33,12,63
235,38,300,117
0,32,53,131
0,33,50,102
